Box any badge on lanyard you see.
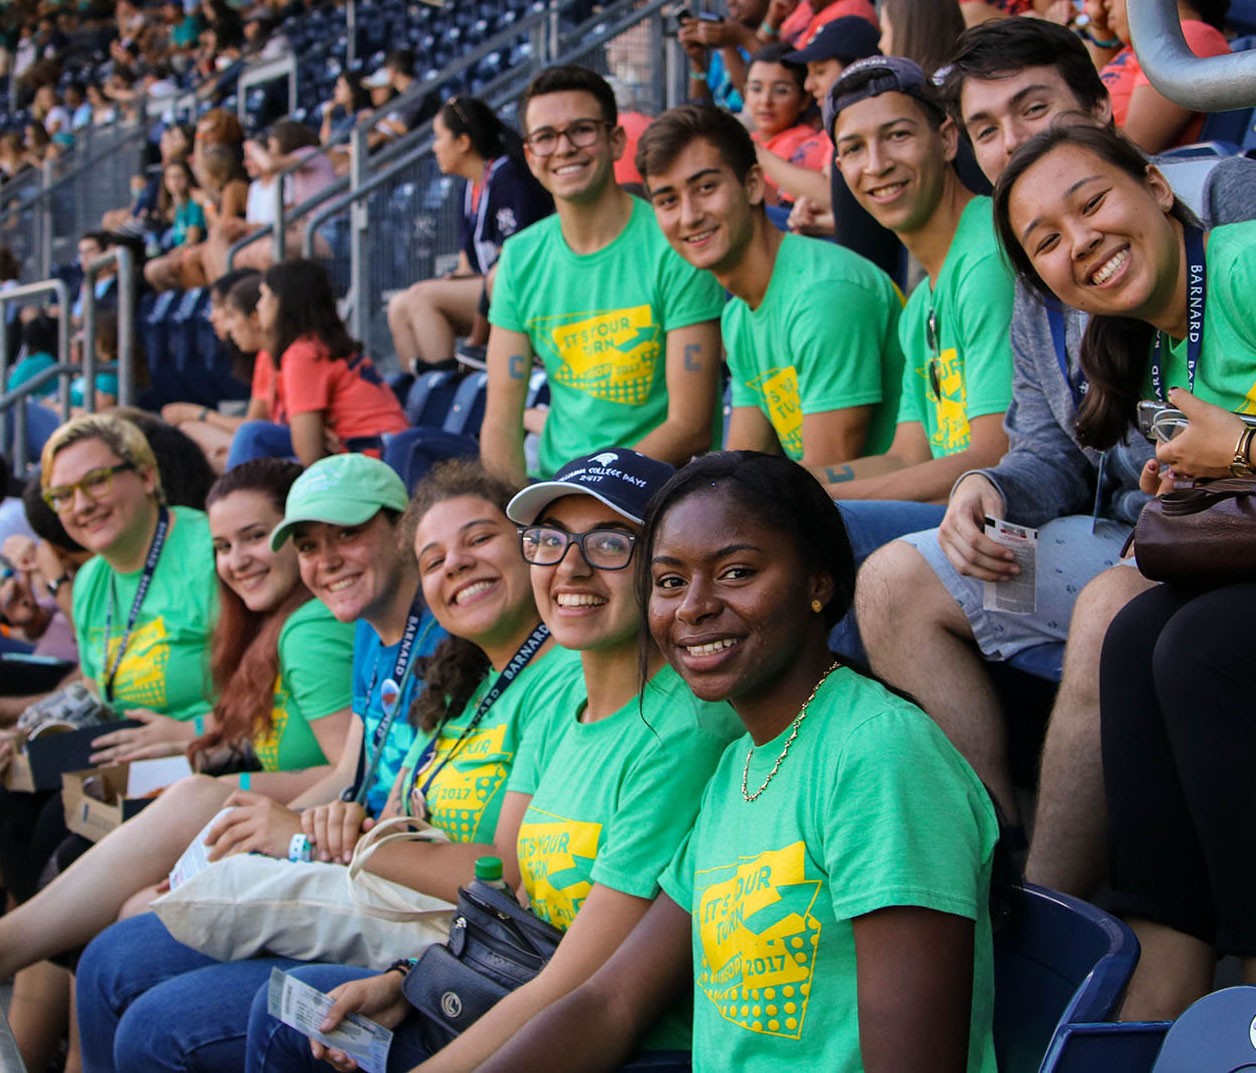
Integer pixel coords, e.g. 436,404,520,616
380,678,401,717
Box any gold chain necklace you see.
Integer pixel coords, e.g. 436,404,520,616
741,663,839,802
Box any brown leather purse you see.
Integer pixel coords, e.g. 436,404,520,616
1132,478,1256,586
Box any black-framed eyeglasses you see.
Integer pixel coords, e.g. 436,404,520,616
518,525,637,570
522,119,611,157
926,307,942,400
43,462,136,512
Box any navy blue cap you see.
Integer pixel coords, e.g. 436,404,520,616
785,16,881,67
506,449,674,526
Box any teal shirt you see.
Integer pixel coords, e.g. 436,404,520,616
897,197,1015,457
662,668,998,1072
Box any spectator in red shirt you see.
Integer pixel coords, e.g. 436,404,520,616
226,259,408,469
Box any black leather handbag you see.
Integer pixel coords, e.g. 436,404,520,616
402,880,563,1045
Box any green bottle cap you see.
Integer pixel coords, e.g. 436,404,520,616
475,856,504,882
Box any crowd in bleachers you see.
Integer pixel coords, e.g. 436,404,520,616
1,0,1256,1069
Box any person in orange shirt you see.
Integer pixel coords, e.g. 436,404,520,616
746,44,830,204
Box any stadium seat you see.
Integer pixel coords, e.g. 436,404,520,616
142,289,184,405
1149,986,1256,1072
382,426,479,492
993,884,1139,1073
405,368,462,426
442,370,488,437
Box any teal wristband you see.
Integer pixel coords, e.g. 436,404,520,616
192,715,205,736
239,771,251,791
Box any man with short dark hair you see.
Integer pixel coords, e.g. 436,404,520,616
856,17,1256,895
637,102,904,471
820,57,1015,504
482,66,724,484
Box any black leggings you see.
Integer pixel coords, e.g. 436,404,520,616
1101,581,1256,954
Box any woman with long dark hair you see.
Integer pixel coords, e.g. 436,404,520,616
386,95,553,371
226,258,408,469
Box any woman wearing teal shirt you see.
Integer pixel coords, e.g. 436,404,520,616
478,452,998,1073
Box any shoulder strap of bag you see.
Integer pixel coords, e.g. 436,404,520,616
346,814,452,922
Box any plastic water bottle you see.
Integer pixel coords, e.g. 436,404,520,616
474,856,515,900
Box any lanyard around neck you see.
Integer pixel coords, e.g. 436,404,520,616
354,593,436,806
102,506,170,705
1149,225,1207,403
409,622,551,812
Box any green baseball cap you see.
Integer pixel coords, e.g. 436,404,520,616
270,454,409,550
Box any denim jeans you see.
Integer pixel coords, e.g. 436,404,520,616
77,912,300,1073
225,420,296,470
830,499,948,664
245,964,693,1073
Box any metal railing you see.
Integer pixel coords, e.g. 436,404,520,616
1131,0,1256,110
80,246,137,414
0,276,71,471
300,0,680,365
0,118,149,280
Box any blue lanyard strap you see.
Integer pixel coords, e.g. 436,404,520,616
1047,305,1087,408
409,622,551,811
1150,225,1207,403
354,593,436,807
102,506,170,705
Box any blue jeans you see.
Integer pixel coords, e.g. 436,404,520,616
77,912,300,1073
246,964,439,1073
830,499,948,665
226,420,295,470
246,965,692,1073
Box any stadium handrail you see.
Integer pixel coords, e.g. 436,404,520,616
79,245,137,414
0,275,72,470
1131,0,1256,110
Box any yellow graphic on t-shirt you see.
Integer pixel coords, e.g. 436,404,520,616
516,809,602,930
1238,378,1256,415
695,842,821,1040
98,616,170,709
251,676,287,772
746,366,803,459
424,723,511,842
924,346,970,454
539,305,660,405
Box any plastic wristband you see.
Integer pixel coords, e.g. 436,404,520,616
760,20,778,37
288,833,313,862
690,65,707,78
192,715,205,736
238,771,251,792
1082,26,1121,48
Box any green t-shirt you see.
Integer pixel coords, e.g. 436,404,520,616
725,233,905,459
252,598,355,772
1144,221,1256,412
73,506,218,719
489,197,726,478
661,668,999,1073
397,644,584,843
897,197,1015,458
515,662,740,1051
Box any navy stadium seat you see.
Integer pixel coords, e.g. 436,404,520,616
382,427,479,493
442,371,488,437
1149,986,1256,1072
405,369,461,426
993,884,1141,1073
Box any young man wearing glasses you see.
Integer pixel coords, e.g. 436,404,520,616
636,103,904,474
819,56,1015,511
482,65,725,485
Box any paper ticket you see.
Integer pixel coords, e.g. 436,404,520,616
982,517,1038,615
168,807,236,891
266,968,393,1073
